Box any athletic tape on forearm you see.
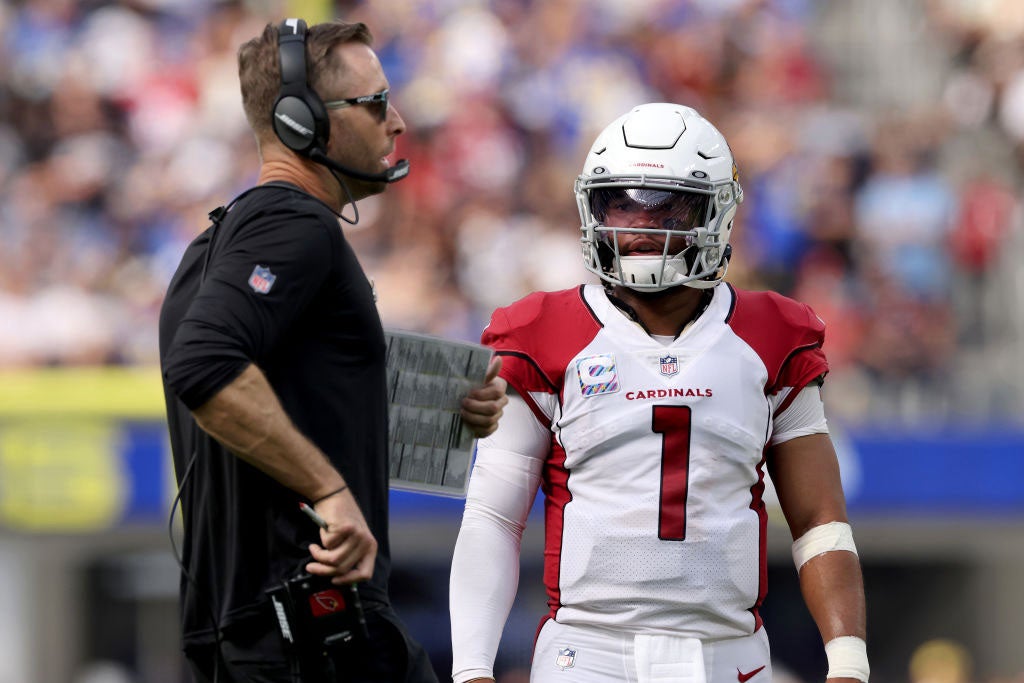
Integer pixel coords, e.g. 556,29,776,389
825,636,869,681
791,521,857,570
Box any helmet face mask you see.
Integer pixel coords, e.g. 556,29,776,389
576,103,743,292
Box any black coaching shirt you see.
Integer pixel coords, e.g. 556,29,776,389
159,183,391,646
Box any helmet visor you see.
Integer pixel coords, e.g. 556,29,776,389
589,188,710,231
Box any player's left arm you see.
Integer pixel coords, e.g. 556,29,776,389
769,430,869,683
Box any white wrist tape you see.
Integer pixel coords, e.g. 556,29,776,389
792,521,857,571
825,636,869,681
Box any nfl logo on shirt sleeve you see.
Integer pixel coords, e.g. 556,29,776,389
248,265,276,294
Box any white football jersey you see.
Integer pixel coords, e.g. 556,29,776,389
482,283,828,639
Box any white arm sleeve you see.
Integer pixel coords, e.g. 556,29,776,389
450,388,549,683
769,384,829,446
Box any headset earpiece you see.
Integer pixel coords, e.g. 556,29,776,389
272,18,329,155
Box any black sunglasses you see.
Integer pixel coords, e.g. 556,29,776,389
322,88,389,122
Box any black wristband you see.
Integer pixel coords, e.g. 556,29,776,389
312,486,347,505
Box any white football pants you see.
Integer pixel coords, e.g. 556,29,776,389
531,620,772,683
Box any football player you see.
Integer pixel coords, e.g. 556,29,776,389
449,103,869,683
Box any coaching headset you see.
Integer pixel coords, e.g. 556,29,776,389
272,17,409,183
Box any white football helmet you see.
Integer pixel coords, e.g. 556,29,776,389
576,103,743,291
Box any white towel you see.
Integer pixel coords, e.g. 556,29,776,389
635,634,706,683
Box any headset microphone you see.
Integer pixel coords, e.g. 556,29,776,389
308,148,410,183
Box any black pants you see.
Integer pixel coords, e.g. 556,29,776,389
185,607,438,683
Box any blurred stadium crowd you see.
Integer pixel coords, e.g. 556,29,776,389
1,0,1023,426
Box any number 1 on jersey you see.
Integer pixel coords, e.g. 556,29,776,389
652,405,692,541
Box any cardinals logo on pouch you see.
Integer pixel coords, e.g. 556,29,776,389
309,588,347,618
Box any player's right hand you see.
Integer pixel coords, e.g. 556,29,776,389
461,356,508,438
305,490,378,585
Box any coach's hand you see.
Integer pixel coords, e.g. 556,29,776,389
461,357,508,438
305,488,378,585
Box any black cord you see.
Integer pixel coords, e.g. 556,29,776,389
327,167,360,225
201,180,346,284
168,448,229,682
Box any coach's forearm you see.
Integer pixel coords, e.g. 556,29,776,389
192,363,345,501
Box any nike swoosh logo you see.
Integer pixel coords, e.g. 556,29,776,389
737,665,766,682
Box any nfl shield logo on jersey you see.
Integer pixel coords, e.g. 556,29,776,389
660,354,679,377
555,647,576,670
248,265,276,294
